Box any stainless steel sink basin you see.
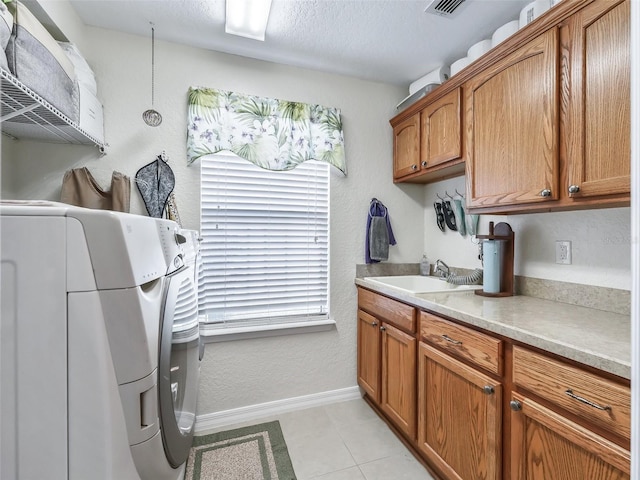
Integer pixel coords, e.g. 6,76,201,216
365,275,478,294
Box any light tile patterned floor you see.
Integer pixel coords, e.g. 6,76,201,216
198,398,435,480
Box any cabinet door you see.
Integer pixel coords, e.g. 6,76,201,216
510,393,630,480
357,310,381,403
418,343,502,480
381,322,416,439
466,28,559,208
563,0,630,200
393,113,420,180
421,88,462,168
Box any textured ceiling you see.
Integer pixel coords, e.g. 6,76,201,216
69,0,533,87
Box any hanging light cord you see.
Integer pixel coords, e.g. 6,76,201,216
151,24,155,106
142,22,162,126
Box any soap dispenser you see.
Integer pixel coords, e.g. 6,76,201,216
420,254,430,276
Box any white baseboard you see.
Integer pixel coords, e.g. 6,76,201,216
195,386,362,433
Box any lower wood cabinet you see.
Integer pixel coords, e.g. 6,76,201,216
381,322,416,439
357,309,381,402
356,287,630,480
510,392,630,480
418,343,502,480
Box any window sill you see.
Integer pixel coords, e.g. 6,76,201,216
200,318,337,343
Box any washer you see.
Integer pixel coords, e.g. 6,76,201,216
0,201,200,480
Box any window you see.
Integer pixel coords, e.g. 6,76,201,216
199,153,330,335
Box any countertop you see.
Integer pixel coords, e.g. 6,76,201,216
355,278,631,380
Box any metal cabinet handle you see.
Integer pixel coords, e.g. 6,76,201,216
568,185,580,194
442,334,462,345
565,389,611,411
411,164,418,171
540,189,552,197
421,161,428,167
483,385,495,395
510,400,522,411
371,321,378,327
380,326,386,332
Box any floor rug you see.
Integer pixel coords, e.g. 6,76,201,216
185,421,297,480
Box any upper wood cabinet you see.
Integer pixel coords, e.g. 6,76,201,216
391,88,465,183
562,0,630,202
465,28,560,209
390,0,630,213
464,0,630,213
392,113,421,180
421,88,462,169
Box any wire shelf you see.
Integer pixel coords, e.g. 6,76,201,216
0,68,105,152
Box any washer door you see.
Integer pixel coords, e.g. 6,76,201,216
158,267,200,468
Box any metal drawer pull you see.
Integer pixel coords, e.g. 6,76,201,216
565,389,612,411
380,326,386,332
540,189,552,197
510,400,522,411
442,334,462,345
371,321,378,327
483,385,495,395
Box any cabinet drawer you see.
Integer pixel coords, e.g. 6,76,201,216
420,312,502,375
513,346,630,441
358,288,416,333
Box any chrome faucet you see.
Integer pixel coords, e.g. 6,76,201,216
435,259,450,278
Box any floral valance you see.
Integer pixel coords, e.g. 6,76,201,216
186,87,347,175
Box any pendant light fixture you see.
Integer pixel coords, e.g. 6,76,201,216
142,23,162,127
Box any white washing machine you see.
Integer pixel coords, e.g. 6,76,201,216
0,201,201,480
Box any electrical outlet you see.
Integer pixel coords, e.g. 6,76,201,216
555,240,572,265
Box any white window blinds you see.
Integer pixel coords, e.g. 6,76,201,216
199,153,329,330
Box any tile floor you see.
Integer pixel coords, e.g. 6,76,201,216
198,398,435,480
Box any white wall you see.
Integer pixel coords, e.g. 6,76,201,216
424,176,631,291
1,26,425,414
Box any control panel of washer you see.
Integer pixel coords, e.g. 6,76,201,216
155,219,185,274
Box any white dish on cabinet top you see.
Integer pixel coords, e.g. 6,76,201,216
366,275,477,294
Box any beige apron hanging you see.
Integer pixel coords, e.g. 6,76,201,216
61,167,131,212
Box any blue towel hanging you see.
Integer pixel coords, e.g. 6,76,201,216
365,198,396,264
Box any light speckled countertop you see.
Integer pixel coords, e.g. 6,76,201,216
355,278,631,380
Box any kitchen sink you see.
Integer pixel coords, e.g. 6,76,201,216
365,275,478,294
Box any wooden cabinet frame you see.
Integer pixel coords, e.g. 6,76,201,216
389,0,630,213
561,0,630,203
392,88,465,184
356,286,631,480
418,343,502,480
510,393,630,479
465,28,560,209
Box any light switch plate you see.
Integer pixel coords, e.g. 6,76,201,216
556,240,572,265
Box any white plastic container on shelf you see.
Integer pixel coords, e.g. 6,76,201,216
519,0,551,28
77,83,104,144
491,20,520,47
450,57,470,76
467,39,492,61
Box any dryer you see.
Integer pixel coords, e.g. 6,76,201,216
0,201,200,480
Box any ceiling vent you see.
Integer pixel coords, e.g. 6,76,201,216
424,0,468,18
